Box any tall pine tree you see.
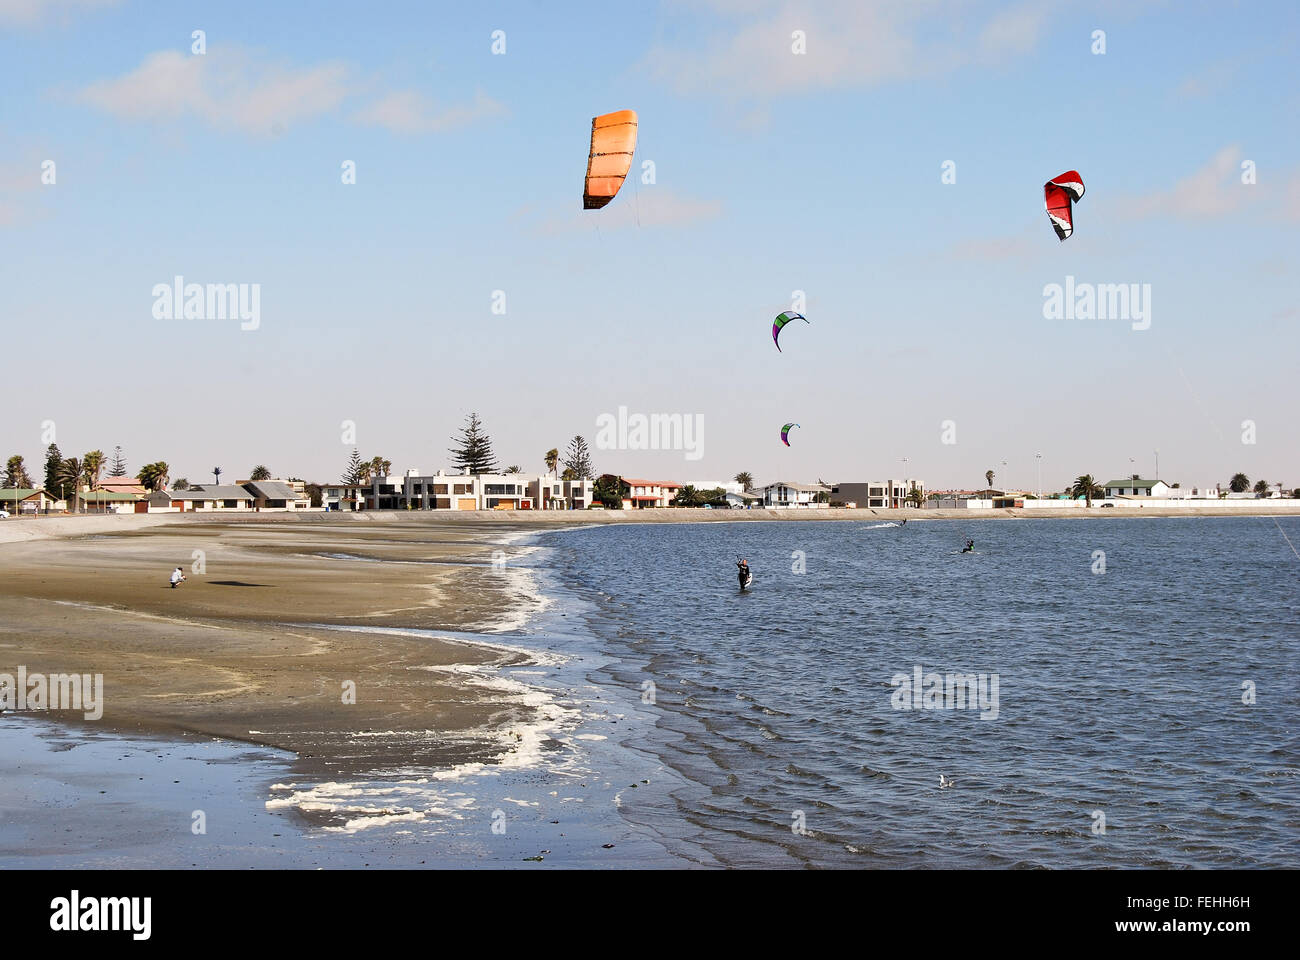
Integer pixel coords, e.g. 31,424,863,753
449,412,499,475
342,448,364,484
43,444,63,493
562,435,594,480
107,446,128,477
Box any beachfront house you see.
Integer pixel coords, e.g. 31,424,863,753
757,481,831,508
359,470,597,511
75,489,144,514
725,490,762,509
243,479,312,511
527,476,594,510
0,488,64,514
830,479,925,509
617,477,683,509
169,485,256,511
321,483,368,511
1104,478,1172,498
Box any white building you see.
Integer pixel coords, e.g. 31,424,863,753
757,481,830,508
362,470,592,511
527,476,595,510
683,480,744,496
1104,478,1172,498
168,485,256,511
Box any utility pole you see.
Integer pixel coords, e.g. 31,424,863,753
1036,453,1042,499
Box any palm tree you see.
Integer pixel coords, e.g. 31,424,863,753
907,483,924,508
1070,474,1103,507
1276,482,1285,498
138,462,169,492
734,471,754,490
1252,479,1269,495
1229,472,1250,493
985,469,995,491
671,485,701,507
173,478,190,491
83,450,105,490
544,448,559,477
57,457,84,494
505,465,522,474
249,465,272,481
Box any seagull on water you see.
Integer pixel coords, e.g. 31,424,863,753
939,774,955,789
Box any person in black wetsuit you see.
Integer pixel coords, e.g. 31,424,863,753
962,540,974,553
737,558,750,586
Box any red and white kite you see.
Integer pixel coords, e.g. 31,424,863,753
1044,171,1085,241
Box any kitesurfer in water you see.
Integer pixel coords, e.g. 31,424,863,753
737,558,750,587
962,540,974,553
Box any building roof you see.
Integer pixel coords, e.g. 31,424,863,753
96,479,147,493
1103,478,1159,488
77,490,140,501
620,478,683,488
244,480,302,501
0,488,48,500
175,485,255,500
759,481,831,493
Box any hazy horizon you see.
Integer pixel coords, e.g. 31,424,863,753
3,1,1296,494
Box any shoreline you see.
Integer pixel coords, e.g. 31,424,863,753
0,513,690,865
4,500,1300,549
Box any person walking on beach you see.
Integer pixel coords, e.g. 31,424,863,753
169,567,186,588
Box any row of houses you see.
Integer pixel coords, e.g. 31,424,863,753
1,478,313,514
2,467,927,515
339,471,851,511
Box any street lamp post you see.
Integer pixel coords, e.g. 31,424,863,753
1036,453,1042,499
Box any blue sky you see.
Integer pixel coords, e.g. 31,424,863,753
2,0,1297,492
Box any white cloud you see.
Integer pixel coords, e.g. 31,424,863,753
352,89,506,134
645,0,1054,100
77,49,351,134
1130,145,1246,219
0,0,118,24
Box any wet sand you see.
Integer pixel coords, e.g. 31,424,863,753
0,515,550,780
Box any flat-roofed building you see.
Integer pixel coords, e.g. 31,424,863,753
830,479,924,509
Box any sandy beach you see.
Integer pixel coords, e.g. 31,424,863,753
0,513,555,782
